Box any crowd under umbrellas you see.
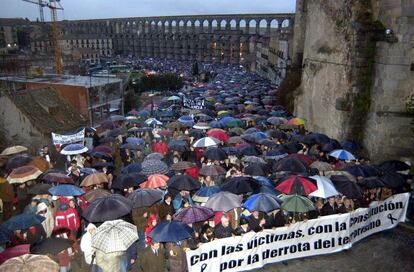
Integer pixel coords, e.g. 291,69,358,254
0,62,412,272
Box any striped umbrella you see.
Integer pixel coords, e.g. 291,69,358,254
329,149,356,161
7,166,42,184
92,220,138,254
192,137,221,148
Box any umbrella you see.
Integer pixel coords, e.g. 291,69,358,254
141,159,169,176
343,165,381,178
244,163,268,176
108,128,127,138
140,174,169,189
193,122,210,130
287,117,306,126
0,244,30,265
41,172,73,184
27,157,49,172
0,254,59,272
204,191,242,212
80,172,109,187
127,109,139,115
60,144,88,155
380,172,406,188
3,214,45,231
178,116,195,126
92,220,138,253
242,156,266,165
109,115,126,122
111,173,146,190
83,189,111,202
281,194,315,213
165,121,182,130
287,154,314,166
126,137,145,145
100,120,115,130
239,145,260,156
0,225,12,244
48,184,84,196
171,161,194,171
30,237,73,255
330,175,363,199
243,193,282,212
7,166,42,184
308,175,339,198
168,140,188,152
273,157,309,173
93,145,113,154
359,176,386,188
148,221,193,243
192,137,221,148
82,194,133,223
275,175,317,196
27,184,52,195
208,121,224,129
203,147,227,161
266,117,287,126
121,162,142,174
6,154,33,170
168,95,181,101
379,160,411,172
193,186,221,203
252,176,274,187
99,137,116,144
145,118,162,126
198,165,226,176
228,136,245,145
341,140,362,153
173,206,214,224
90,151,112,161
167,175,201,191
329,149,356,161
128,188,163,208
145,153,164,161
207,129,229,142
1,146,28,156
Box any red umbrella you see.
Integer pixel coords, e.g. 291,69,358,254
93,145,112,154
287,154,314,166
207,129,229,142
140,174,169,189
0,244,30,265
275,175,317,196
158,129,172,137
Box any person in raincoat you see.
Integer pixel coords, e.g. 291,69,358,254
144,214,158,247
37,202,55,237
80,223,97,270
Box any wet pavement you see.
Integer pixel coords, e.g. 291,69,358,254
261,226,414,272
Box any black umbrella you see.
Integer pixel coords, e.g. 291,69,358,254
330,175,363,199
27,183,52,195
282,142,303,154
168,140,189,152
167,175,201,191
111,173,147,190
266,130,288,140
99,137,116,144
303,133,331,145
203,147,227,161
273,157,309,173
321,140,342,153
108,128,126,138
90,152,112,161
379,160,411,172
6,154,32,170
380,172,406,188
244,163,269,176
220,176,260,195
359,177,386,188
128,188,163,208
239,145,260,156
82,194,133,223
31,237,73,255
343,165,381,178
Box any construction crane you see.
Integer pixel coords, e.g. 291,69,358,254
22,0,64,74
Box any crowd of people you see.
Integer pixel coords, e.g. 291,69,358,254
0,62,412,272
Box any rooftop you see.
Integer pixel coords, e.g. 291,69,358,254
0,74,122,88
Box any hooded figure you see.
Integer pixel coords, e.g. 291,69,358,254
36,202,54,237
80,223,97,265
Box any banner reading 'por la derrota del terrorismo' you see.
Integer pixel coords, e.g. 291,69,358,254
186,193,410,272
51,129,85,147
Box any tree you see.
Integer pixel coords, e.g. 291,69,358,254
137,73,184,93
124,90,141,113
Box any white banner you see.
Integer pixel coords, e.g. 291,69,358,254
187,193,410,272
51,129,85,146
183,96,205,110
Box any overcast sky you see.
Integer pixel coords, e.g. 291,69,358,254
1,0,296,21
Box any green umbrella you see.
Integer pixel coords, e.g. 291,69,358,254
228,127,245,136
281,194,315,213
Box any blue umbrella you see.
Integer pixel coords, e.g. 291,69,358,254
80,168,99,175
329,149,356,161
126,137,145,145
243,193,282,212
138,110,151,117
208,121,224,128
48,184,84,196
3,213,45,231
145,118,162,126
148,221,193,242
0,225,12,243
193,186,221,203
252,176,274,187
253,185,280,196
121,163,142,174
60,144,88,155
178,116,194,126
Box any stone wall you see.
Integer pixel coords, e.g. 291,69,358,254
363,0,414,161
293,0,414,162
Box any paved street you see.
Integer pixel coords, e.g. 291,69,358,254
262,226,414,272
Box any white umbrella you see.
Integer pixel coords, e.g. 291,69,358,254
167,95,181,101
60,144,88,155
192,137,221,148
1,145,28,156
92,219,138,253
193,123,211,130
309,175,339,198
145,118,162,126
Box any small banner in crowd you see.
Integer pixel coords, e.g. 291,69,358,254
183,96,205,109
51,129,85,148
186,193,409,272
